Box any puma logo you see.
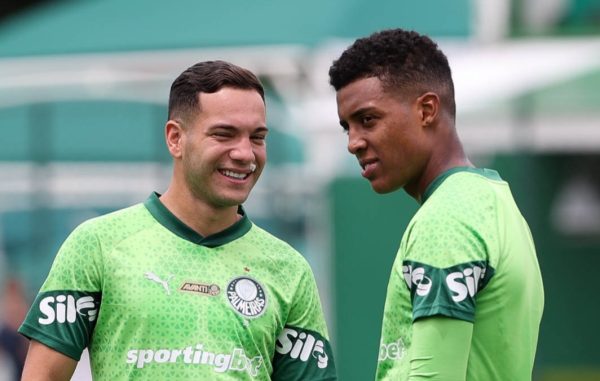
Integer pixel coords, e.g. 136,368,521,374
144,272,174,295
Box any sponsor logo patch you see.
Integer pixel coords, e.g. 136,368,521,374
401,260,494,319
378,338,406,362
180,282,220,296
446,265,487,302
226,276,267,318
38,294,99,325
402,264,433,296
276,327,329,369
126,344,262,376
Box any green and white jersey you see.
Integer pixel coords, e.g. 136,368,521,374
20,193,336,381
376,168,544,381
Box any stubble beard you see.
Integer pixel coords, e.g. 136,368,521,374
183,164,253,209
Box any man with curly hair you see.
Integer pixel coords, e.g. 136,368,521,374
329,29,544,380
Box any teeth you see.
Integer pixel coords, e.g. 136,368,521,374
222,170,247,179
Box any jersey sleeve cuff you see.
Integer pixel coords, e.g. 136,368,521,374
18,323,83,361
413,305,475,323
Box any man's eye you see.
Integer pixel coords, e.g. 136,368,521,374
213,131,232,138
361,115,374,124
340,122,349,135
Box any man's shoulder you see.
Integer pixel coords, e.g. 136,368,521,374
68,202,152,247
79,202,148,230
248,224,300,254
420,170,504,218
406,170,504,245
247,224,309,266
439,170,502,199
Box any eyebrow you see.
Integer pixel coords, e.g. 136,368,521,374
350,106,376,120
208,124,269,133
339,106,376,128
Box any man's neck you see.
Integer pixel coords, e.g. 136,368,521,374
159,186,240,237
406,130,472,204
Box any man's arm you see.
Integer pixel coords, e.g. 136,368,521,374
272,260,337,380
21,340,77,381
408,316,473,381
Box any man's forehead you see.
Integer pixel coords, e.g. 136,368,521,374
197,88,265,112
337,77,385,110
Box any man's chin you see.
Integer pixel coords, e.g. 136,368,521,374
216,193,251,208
191,190,250,210
370,180,401,194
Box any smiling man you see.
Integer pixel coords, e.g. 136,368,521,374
329,29,544,380
18,60,337,381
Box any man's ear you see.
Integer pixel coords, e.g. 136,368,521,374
417,92,440,127
165,120,184,158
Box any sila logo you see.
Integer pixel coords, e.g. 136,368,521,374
402,265,432,296
446,266,487,302
38,295,98,325
275,328,329,369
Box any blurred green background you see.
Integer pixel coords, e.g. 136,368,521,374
1,1,600,380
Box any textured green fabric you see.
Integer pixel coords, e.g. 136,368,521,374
19,194,336,380
376,168,544,381
408,317,473,380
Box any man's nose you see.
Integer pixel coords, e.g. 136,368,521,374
230,137,255,162
347,129,366,154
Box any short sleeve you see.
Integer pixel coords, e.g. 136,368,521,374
400,203,496,322
272,260,337,380
18,221,103,360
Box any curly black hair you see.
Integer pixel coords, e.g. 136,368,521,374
329,29,455,117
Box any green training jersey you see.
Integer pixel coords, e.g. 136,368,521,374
376,168,544,381
20,193,337,380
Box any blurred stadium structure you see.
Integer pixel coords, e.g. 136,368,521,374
0,0,599,380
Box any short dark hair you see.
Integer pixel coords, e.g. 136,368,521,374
329,29,455,117
168,60,265,122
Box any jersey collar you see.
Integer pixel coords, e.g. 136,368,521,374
143,192,252,247
421,167,503,204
